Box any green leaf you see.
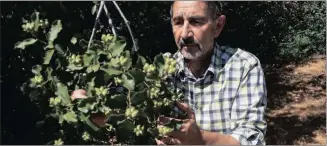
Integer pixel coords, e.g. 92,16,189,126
86,66,93,73
109,94,127,109
121,51,132,71
43,49,55,65
45,67,53,81
56,83,71,105
83,53,95,66
67,64,84,71
131,89,147,105
63,111,78,123
86,77,95,97
100,65,122,76
109,40,126,57
128,69,145,84
78,106,89,113
86,64,99,73
92,64,100,72
107,113,125,124
154,53,165,75
54,44,65,56
136,55,147,69
47,20,63,42
32,12,40,31
122,73,135,91
71,37,77,45
117,119,135,132
145,74,157,82
14,38,37,49
91,5,97,15
108,57,119,67
32,65,42,74
80,114,99,131
59,115,64,125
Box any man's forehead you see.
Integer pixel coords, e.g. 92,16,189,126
172,1,208,18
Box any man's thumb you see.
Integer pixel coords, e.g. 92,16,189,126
175,101,195,119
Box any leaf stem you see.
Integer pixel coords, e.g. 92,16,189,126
107,82,113,88
128,88,131,106
112,1,138,54
143,81,149,88
37,39,47,45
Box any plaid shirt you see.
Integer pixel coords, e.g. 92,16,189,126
171,43,267,145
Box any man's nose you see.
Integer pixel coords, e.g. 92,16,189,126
181,23,193,39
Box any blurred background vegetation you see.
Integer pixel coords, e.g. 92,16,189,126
1,1,325,144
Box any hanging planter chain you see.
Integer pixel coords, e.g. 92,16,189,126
88,1,138,54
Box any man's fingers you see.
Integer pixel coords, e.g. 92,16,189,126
166,130,187,138
162,137,182,145
157,116,184,125
155,138,166,145
176,101,196,119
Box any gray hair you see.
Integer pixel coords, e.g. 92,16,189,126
169,1,223,20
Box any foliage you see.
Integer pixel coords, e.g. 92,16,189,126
14,9,187,145
277,1,326,61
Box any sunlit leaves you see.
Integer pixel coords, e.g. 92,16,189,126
14,38,38,49
43,49,55,65
122,73,135,91
131,89,147,105
109,39,126,57
56,83,71,105
47,20,63,43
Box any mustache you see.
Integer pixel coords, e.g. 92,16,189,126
179,37,199,47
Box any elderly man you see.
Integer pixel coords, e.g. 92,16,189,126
155,1,267,145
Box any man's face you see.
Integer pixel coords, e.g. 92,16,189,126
171,1,224,60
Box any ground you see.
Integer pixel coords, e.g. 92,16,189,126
264,56,326,145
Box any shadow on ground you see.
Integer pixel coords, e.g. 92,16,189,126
263,57,326,145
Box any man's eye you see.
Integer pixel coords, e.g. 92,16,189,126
174,21,182,25
190,20,203,25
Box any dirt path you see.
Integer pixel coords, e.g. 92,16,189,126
264,57,326,145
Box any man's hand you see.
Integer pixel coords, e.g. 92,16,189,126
155,102,205,145
71,89,107,128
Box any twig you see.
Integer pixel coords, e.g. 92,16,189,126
103,2,117,36
143,81,150,88
107,82,113,88
88,1,105,50
112,1,138,54
128,88,131,106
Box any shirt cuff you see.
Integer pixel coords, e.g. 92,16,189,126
229,128,265,145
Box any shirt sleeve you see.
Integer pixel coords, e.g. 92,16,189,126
228,61,267,145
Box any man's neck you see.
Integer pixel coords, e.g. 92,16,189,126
186,49,214,78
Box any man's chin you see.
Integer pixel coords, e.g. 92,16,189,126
180,50,202,60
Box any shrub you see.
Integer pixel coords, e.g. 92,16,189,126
16,8,186,145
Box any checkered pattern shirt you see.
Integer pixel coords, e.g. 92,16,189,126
171,43,267,145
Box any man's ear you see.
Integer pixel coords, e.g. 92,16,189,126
214,15,226,38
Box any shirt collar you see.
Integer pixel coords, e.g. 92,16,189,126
174,42,224,79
